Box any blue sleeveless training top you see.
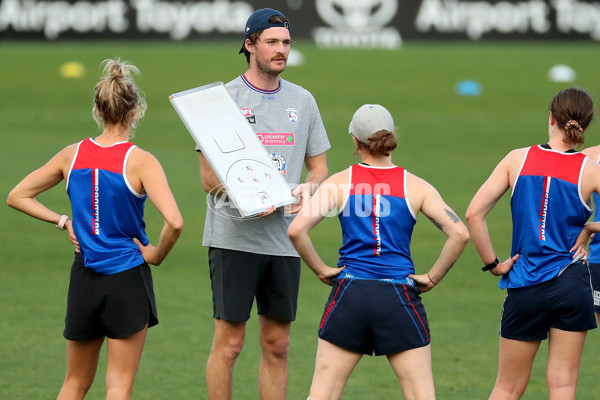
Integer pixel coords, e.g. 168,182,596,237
337,164,417,280
503,145,590,289
67,138,149,275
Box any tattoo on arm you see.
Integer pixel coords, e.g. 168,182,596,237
428,209,461,231
444,208,461,223
427,216,443,231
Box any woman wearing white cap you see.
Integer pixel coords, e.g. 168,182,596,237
288,104,470,400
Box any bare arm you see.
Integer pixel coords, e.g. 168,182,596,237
288,171,346,285
289,152,329,214
408,176,470,292
570,221,600,258
7,145,79,250
581,145,600,162
465,152,520,276
570,153,600,258
132,149,183,266
199,152,225,196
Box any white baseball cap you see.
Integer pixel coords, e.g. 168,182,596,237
349,104,395,143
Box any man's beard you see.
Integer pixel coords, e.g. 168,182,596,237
255,54,287,78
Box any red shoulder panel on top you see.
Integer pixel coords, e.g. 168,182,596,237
349,164,405,198
72,139,134,174
520,146,585,185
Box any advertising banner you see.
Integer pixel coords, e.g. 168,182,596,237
2,0,600,44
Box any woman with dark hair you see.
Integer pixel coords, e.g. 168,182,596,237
7,59,183,400
288,104,469,400
466,87,598,400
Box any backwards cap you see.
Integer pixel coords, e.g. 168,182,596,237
349,104,395,143
239,8,290,54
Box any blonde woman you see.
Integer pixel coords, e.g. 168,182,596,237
7,59,183,400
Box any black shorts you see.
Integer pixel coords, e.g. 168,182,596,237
589,262,600,313
318,276,430,356
64,252,158,341
208,247,301,322
500,262,597,341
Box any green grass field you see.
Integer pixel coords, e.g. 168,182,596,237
2,41,600,399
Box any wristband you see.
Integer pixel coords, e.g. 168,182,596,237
482,257,499,271
56,215,69,231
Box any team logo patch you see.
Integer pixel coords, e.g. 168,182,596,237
287,108,298,123
271,153,287,175
241,107,256,124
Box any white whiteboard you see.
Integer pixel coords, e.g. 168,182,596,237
170,82,294,217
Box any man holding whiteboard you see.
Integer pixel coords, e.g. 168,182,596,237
198,8,330,400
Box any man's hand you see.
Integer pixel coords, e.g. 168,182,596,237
257,205,276,217
288,183,312,214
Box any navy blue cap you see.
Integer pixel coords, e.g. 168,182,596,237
239,8,290,54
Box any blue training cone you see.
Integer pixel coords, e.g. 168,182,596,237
455,80,482,96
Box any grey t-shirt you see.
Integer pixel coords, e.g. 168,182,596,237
201,75,330,257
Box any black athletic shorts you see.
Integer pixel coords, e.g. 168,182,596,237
500,262,597,341
63,252,158,341
208,247,301,322
318,275,430,356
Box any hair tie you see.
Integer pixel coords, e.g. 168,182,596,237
565,120,583,132
427,273,438,286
